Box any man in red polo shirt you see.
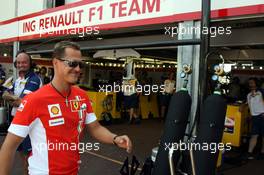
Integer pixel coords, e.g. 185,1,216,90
0,41,132,175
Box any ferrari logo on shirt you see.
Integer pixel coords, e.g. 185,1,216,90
70,100,81,112
70,100,86,112
48,104,62,118
73,101,79,110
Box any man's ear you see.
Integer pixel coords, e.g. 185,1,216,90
52,59,57,66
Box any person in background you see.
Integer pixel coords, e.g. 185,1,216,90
47,67,54,82
39,66,51,84
2,50,42,175
160,72,176,120
246,77,264,160
227,77,241,103
260,78,264,90
122,76,141,124
0,64,6,81
0,64,6,98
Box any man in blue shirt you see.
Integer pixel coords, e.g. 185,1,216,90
2,50,42,175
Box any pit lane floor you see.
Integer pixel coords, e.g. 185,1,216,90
1,119,263,175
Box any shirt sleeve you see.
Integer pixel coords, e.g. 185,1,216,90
8,95,36,137
85,96,97,124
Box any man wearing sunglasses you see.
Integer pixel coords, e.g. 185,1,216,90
0,41,132,175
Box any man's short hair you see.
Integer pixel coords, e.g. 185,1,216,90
52,41,81,59
14,50,33,68
16,50,31,59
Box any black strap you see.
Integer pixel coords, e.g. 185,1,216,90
130,156,140,175
120,157,129,175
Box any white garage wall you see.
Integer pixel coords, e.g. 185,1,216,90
0,1,16,21
65,0,81,4
17,0,45,17
0,0,46,22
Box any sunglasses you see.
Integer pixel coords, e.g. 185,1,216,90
57,58,85,68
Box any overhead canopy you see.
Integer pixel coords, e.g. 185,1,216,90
93,49,141,58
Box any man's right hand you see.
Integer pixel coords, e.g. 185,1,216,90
2,91,19,103
12,98,22,107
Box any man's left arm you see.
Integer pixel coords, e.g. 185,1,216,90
86,121,132,153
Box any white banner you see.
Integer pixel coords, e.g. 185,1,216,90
0,0,263,43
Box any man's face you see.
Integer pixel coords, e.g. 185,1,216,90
248,79,257,91
54,48,83,84
16,53,31,73
40,68,47,75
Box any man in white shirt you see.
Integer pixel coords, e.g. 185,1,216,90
246,77,264,160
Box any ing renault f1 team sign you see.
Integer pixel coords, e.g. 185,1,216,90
0,0,264,43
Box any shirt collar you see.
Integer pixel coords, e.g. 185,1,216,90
24,70,34,79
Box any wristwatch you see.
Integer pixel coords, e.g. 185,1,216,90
113,135,119,146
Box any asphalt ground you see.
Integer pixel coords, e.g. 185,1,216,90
1,119,264,175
